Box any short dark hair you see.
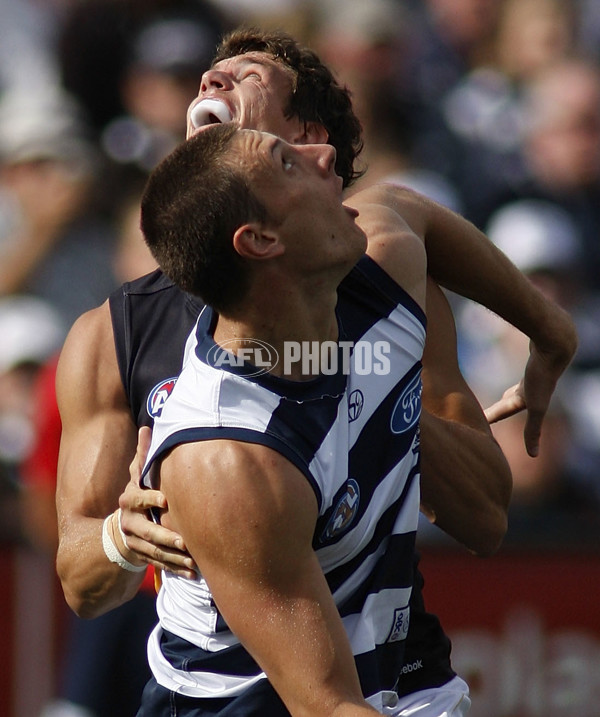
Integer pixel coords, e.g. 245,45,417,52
141,124,266,314
214,27,364,187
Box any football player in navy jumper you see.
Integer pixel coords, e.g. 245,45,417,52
55,28,576,716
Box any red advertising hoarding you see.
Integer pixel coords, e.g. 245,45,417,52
419,546,600,717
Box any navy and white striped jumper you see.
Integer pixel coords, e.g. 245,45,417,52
141,254,426,714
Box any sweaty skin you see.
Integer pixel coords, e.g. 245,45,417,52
56,51,576,618
139,134,575,714
56,179,575,618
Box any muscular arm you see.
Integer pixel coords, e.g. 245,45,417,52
56,302,195,618
419,279,511,556
55,302,146,616
345,184,576,555
96,182,574,595
348,184,578,457
160,440,377,717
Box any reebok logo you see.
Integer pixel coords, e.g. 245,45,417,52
400,659,423,675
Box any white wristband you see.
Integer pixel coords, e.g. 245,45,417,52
116,508,130,550
102,514,146,572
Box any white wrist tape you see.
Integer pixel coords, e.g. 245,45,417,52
116,508,130,550
102,514,146,572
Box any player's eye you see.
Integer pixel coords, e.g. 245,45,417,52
282,157,293,171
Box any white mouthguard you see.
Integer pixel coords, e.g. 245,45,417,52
190,99,233,128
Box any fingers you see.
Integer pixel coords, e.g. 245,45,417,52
484,383,543,456
118,479,196,578
129,426,153,483
122,428,198,578
484,385,526,424
485,328,574,459
120,479,167,512
523,410,544,458
519,345,564,457
124,527,197,579
484,379,546,457
137,426,152,464
118,499,196,578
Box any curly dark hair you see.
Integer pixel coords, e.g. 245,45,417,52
213,27,364,188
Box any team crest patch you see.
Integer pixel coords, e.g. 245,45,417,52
146,377,178,419
387,606,410,643
390,371,422,435
321,479,360,542
348,389,364,422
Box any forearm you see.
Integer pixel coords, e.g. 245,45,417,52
56,434,145,618
419,278,511,554
57,513,146,618
374,184,577,359
419,408,511,556
422,198,577,357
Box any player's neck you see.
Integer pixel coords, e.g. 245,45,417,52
214,284,339,380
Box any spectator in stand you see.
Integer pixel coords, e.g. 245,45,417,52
0,87,118,328
465,56,600,290
313,0,463,213
206,0,312,39
56,0,228,140
396,0,503,183
21,350,158,717
576,0,600,63
101,8,228,172
401,0,502,109
517,56,600,292
0,296,65,545
456,200,590,401
442,0,577,226
490,406,599,546
110,180,159,284
0,0,59,97
19,355,62,554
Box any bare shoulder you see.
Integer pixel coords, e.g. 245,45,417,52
344,183,427,308
160,440,318,557
345,183,429,228
55,299,137,520
56,300,126,416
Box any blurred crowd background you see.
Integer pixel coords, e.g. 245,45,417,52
1,0,600,715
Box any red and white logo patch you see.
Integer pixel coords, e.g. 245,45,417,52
146,377,177,419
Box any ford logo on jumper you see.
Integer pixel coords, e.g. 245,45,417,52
390,372,422,434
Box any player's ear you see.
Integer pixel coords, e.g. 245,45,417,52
293,121,329,145
233,224,285,260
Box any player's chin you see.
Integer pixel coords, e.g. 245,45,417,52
350,225,368,256
344,204,360,220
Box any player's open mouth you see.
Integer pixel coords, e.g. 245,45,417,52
190,99,233,128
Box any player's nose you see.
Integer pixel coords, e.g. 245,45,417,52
310,143,337,177
200,68,234,93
